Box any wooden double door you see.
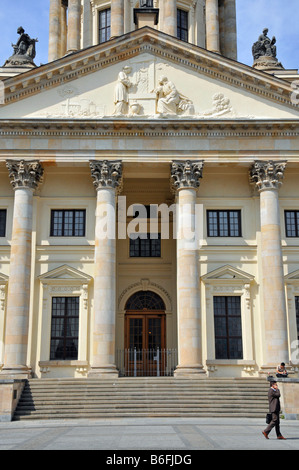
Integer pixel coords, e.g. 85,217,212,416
125,311,166,376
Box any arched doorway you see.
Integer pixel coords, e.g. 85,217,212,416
124,291,166,376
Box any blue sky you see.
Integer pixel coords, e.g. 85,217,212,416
0,0,298,69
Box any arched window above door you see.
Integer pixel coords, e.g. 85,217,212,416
125,290,165,311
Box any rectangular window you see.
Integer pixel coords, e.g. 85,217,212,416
213,296,243,359
0,210,6,237
295,297,299,341
177,9,188,42
99,8,111,44
50,210,86,237
207,210,242,237
129,233,161,257
50,297,79,360
285,211,299,237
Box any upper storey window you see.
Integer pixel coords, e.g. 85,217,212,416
177,9,188,42
99,8,111,43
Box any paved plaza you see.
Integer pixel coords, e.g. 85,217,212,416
0,417,299,451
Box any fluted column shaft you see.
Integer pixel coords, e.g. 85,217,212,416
206,0,220,53
89,160,122,377
67,0,81,54
111,0,125,38
171,161,206,377
48,0,61,62
1,161,43,378
250,161,289,368
163,0,177,37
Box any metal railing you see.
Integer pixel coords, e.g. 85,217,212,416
116,348,178,377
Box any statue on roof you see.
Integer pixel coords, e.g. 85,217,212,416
3,26,38,68
252,28,283,70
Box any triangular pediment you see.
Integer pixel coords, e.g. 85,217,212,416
39,265,92,283
0,27,298,121
201,265,254,282
285,269,299,281
0,272,9,284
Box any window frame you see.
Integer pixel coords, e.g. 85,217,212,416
50,296,80,361
0,209,7,237
129,233,161,258
177,8,189,42
285,210,299,238
213,295,243,360
50,209,86,238
98,7,111,44
207,209,242,237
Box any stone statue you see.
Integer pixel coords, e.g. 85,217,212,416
4,26,38,67
113,66,132,116
152,76,194,116
252,28,283,70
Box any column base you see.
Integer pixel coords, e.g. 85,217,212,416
88,365,119,379
0,365,32,380
174,364,206,378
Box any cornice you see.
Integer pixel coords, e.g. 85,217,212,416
1,27,297,111
0,118,298,140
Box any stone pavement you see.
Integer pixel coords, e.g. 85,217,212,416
0,417,299,451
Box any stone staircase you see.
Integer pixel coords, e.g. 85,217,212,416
13,377,269,420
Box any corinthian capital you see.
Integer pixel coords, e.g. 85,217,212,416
171,160,204,190
250,160,287,191
6,160,44,190
90,160,123,190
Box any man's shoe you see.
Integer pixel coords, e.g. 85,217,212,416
262,431,269,439
277,436,286,440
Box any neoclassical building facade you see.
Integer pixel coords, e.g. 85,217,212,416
0,0,299,380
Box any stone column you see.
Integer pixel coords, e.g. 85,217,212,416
111,0,125,38
1,160,43,378
171,160,206,377
250,160,289,369
163,0,177,37
48,0,61,62
89,160,122,378
222,0,237,60
67,0,81,54
60,0,68,57
206,0,220,54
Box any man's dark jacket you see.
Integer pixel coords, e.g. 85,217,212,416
268,387,281,413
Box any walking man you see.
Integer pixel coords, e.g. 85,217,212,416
262,380,286,440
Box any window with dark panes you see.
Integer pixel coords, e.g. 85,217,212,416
99,8,111,44
285,211,299,237
50,210,86,237
207,210,242,237
50,297,79,360
295,297,299,341
177,9,188,42
129,233,161,257
213,296,243,359
0,210,6,237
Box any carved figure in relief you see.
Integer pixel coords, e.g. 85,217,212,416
113,66,132,116
152,76,194,116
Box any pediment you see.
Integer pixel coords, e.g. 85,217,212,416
285,269,299,282
39,264,92,283
0,272,9,284
0,27,298,122
201,265,254,283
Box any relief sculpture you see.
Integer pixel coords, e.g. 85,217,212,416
152,76,194,116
